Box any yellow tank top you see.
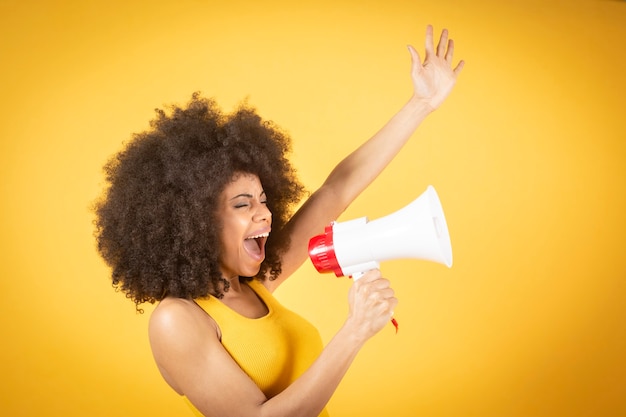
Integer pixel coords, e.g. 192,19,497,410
184,279,330,417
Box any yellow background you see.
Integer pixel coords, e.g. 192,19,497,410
1,0,624,416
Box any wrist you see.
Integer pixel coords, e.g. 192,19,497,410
338,315,370,348
407,95,436,116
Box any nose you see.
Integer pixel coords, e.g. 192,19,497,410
253,201,272,223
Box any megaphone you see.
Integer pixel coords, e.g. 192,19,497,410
308,185,452,279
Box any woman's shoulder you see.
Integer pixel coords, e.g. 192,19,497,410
148,297,224,396
149,297,220,344
150,297,196,325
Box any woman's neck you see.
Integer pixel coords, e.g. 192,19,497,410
225,275,243,292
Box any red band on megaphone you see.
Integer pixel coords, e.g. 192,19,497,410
308,224,344,277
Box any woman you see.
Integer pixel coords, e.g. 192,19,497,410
94,25,463,417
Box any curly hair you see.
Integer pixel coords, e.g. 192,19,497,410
93,93,306,309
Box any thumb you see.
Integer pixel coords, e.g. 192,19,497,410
407,45,422,75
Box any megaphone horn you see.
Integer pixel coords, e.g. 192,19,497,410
308,185,453,278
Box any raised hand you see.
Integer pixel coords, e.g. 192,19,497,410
407,25,465,111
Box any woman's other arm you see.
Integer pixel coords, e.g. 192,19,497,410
272,25,464,287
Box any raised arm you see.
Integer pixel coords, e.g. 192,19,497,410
271,25,464,288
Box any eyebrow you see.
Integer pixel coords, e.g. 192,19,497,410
229,191,266,201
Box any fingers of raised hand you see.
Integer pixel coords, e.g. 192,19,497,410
424,24,435,59
436,28,449,57
426,25,465,76
444,38,455,62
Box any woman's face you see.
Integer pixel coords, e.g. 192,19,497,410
217,173,272,279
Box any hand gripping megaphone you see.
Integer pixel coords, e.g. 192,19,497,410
308,185,453,279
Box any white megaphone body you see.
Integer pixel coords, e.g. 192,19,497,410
308,185,452,279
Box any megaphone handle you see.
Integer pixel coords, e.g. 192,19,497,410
350,270,399,334
351,271,365,281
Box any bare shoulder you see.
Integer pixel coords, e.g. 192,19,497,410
148,297,222,373
149,297,218,347
148,297,221,394
148,297,269,413
149,297,199,329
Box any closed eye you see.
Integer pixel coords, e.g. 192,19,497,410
230,191,267,208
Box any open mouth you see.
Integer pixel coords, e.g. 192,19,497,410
243,232,270,258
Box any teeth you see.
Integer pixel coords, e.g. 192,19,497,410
246,232,269,240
